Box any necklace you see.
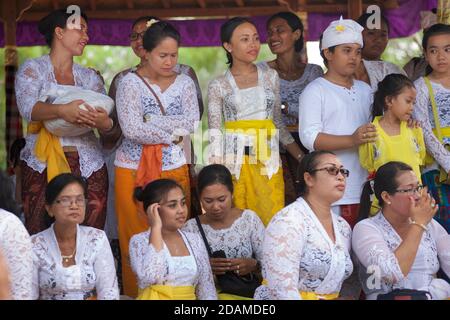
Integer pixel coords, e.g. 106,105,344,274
61,247,76,263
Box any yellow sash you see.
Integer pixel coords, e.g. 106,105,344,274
224,119,276,162
136,285,196,300
27,122,71,182
261,279,338,300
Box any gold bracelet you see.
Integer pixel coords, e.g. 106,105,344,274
408,218,428,232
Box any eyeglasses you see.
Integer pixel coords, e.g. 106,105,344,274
129,31,145,41
310,167,350,177
395,184,424,195
55,196,87,207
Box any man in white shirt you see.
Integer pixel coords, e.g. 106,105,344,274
299,17,377,228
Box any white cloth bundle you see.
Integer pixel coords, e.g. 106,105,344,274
40,84,114,137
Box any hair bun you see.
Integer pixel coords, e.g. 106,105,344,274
134,187,144,202
38,13,53,36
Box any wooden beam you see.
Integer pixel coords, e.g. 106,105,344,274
277,0,298,12
347,0,363,20
235,0,244,7
125,0,134,9
51,0,59,10
196,0,206,8
161,0,171,9
89,0,97,11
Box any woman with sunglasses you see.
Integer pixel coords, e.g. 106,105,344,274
354,161,449,300
31,173,119,300
255,151,353,300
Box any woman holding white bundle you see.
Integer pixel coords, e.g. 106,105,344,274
15,8,113,235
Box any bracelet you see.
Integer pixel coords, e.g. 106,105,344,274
408,218,428,232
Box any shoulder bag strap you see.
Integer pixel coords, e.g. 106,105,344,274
424,76,443,143
195,216,213,257
133,70,166,116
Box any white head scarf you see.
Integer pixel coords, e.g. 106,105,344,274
321,16,364,50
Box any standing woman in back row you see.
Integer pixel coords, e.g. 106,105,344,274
114,19,199,297
207,17,303,226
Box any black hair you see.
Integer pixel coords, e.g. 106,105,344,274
371,73,415,120
45,173,88,205
9,138,25,168
319,33,336,67
38,8,88,47
142,20,180,52
359,161,413,221
0,171,20,216
267,12,304,52
220,17,256,67
134,179,183,212
297,150,336,196
356,12,390,32
131,16,159,29
197,164,234,196
422,24,450,75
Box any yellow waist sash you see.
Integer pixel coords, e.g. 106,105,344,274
261,279,338,300
136,285,196,300
224,119,276,162
27,122,71,182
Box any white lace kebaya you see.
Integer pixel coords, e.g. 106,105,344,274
182,209,265,261
31,224,119,300
129,229,217,300
0,209,35,300
254,197,353,300
114,72,199,171
352,213,450,300
362,59,406,92
15,54,107,178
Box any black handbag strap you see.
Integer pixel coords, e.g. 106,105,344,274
195,216,213,257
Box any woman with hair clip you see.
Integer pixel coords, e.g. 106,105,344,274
353,161,449,300
182,164,264,300
130,179,216,300
114,19,200,297
259,12,322,205
255,151,353,300
207,17,303,226
15,9,113,235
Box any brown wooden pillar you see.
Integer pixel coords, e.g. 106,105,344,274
347,0,363,20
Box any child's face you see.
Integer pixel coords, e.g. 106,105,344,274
387,86,417,122
424,33,450,74
324,43,362,76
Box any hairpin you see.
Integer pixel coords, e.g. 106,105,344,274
146,19,159,28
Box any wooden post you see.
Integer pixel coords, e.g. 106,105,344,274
347,0,363,20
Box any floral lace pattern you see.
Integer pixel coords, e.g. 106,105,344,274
114,73,199,170
129,229,217,299
363,59,406,91
31,224,119,300
413,77,450,172
254,198,353,300
182,209,265,261
352,213,450,300
0,209,35,300
15,55,106,178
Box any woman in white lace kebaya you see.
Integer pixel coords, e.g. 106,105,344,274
260,12,323,205
15,9,113,235
208,17,302,226
255,151,353,300
114,20,199,298
182,164,264,299
413,24,450,233
130,179,216,300
0,172,35,300
31,173,119,300
354,161,449,299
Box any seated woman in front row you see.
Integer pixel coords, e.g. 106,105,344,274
353,161,450,300
129,179,217,300
182,164,265,300
255,151,353,300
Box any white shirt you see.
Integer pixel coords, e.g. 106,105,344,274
129,229,217,300
298,77,372,205
0,209,35,300
353,213,450,300
254,198,353,300
31,224,119,300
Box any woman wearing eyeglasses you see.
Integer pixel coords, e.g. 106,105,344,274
31,173,119,300
354,161,449,300
255,151,353,300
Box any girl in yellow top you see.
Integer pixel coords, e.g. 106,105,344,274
359,74,426,181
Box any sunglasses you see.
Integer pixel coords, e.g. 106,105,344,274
310,166,350,177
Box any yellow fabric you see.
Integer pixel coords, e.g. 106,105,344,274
136,285,196,300
218,292,254,300
224,119,276,162
261,279,338,300
233,156,284,226
27,122,71,181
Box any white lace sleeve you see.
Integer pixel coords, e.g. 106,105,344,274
116,77,173,145
260,210,304,299
207,78,224,158
413,77,450,172
0,212,36,300
429,221,450,277
129,232,169,288
268,70,294,146
94,233,119,300
249,211,265,262
352,221,405,284
15,59,43,122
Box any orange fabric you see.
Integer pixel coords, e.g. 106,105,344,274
115,165,191,298
135,144,166,188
